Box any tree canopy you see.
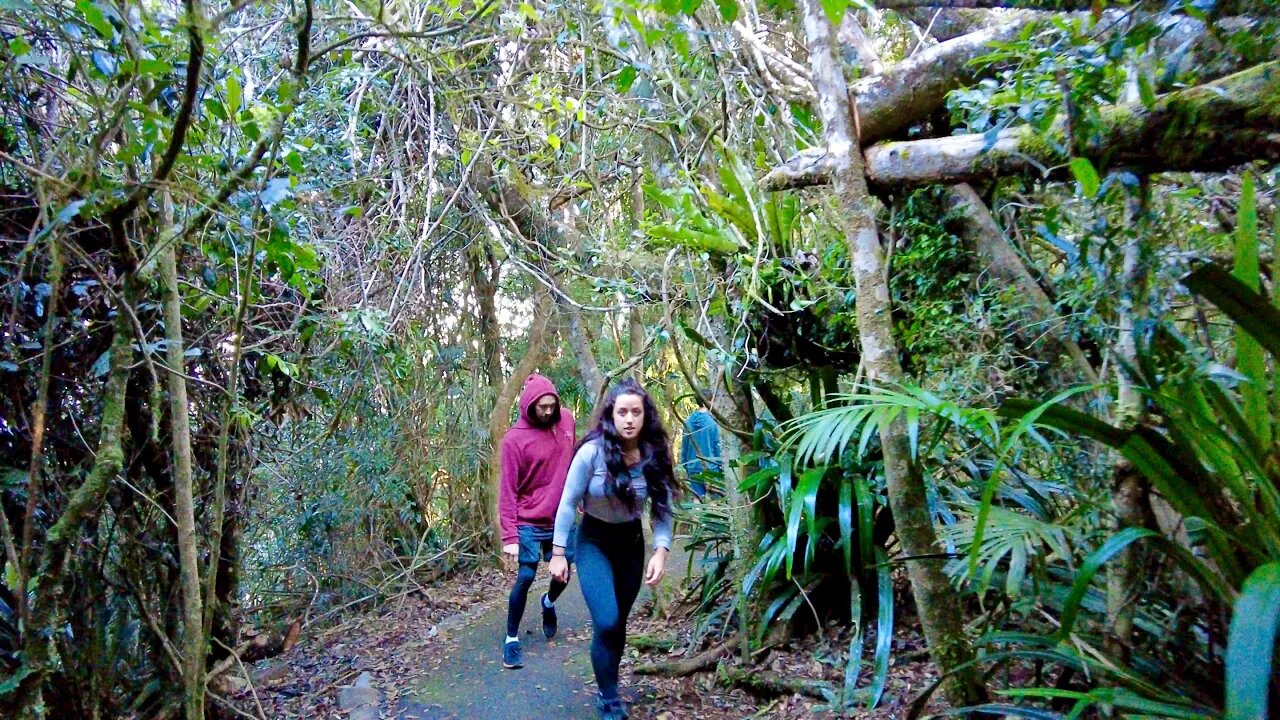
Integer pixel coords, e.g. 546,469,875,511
1,0,1278,716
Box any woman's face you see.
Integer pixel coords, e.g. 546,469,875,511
612,393,645,442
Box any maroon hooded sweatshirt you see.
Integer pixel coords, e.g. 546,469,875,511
498,374,576,545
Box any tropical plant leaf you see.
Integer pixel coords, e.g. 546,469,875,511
785,466,824,578
938,705,1064,719
854,472,875,578
905,648,1089,720
1065,688,1217,720
1226,562,1280,720
1230,173,1273,448
676,316,717,350
757,585,800,644
838,475,854,577
998,398,1126,447
739,464,781,496
742,530,783,599
777,453,793,512
1183,263,1280,360
1000,685,1217,720
968,385,1097,576
1057,527,1231,643
1001,394,1251,579
0,663,35,697
842,575,865,711
939,506,1069,598
867,547,893,708
1069,156,1100,198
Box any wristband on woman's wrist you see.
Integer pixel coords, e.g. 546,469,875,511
551,546,566,557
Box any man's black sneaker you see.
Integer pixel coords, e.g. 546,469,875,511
541,593,558,640
502,639,523,669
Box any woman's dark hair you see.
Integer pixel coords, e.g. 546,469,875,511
578,378,678,521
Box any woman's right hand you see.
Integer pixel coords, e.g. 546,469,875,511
548,555,570,583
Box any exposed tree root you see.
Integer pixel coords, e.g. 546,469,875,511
634,636,743,676
717,667,834,700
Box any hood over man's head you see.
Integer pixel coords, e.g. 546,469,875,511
519,373,562,428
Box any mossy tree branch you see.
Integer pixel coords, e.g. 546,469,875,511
17,279,138,719
765,60,1280,192
17,236,63,631
799,0,988,705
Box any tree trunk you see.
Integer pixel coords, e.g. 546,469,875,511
634,637,743,676
708,366,756,661
158,234,205,720
17,237,63,630
837,12,886,75
765,60,1280,192
473,158,605,400
719,667,834,699
798,0,986,705
562,300,605,400
896,6,1006,40
17,279,136,719
205,172,264,664
487,294,554,544
736,17,1034,144
1103,136,1151,665
841,15,1099,386
629,180,647,377
628,309,645,369
471,239,504,390
750,8,1268,167
943,185,1099,383
1105,461,1146,661
665,298,758,656
211,440,246,655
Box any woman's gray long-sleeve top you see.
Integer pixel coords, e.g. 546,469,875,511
553,438,673,551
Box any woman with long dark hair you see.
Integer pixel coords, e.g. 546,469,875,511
548,378,678,720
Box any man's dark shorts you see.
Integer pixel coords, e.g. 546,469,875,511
517,523,576,565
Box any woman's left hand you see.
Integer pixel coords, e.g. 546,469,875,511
644,548,669,586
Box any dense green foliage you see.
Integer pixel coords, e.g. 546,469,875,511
1,0,1277,717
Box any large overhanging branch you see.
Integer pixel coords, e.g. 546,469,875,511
911,6,1259,60
850,19,1030,144
901,8,1266,82
849,10,1271,143
874,0,1262,13
897,6,1018,40
878,0,1117,7
731,17,1033,142
763,60,1280,192
744,10,1263,152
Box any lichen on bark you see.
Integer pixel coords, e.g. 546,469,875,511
17,279,137,719
797,0,987,706
769,59,1280,191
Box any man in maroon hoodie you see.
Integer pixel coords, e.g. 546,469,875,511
498,373,577,669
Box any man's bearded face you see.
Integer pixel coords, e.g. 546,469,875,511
532,396,559,426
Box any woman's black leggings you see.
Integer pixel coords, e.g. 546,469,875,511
575,514,644,702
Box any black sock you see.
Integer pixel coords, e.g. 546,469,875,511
548,577,568,604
